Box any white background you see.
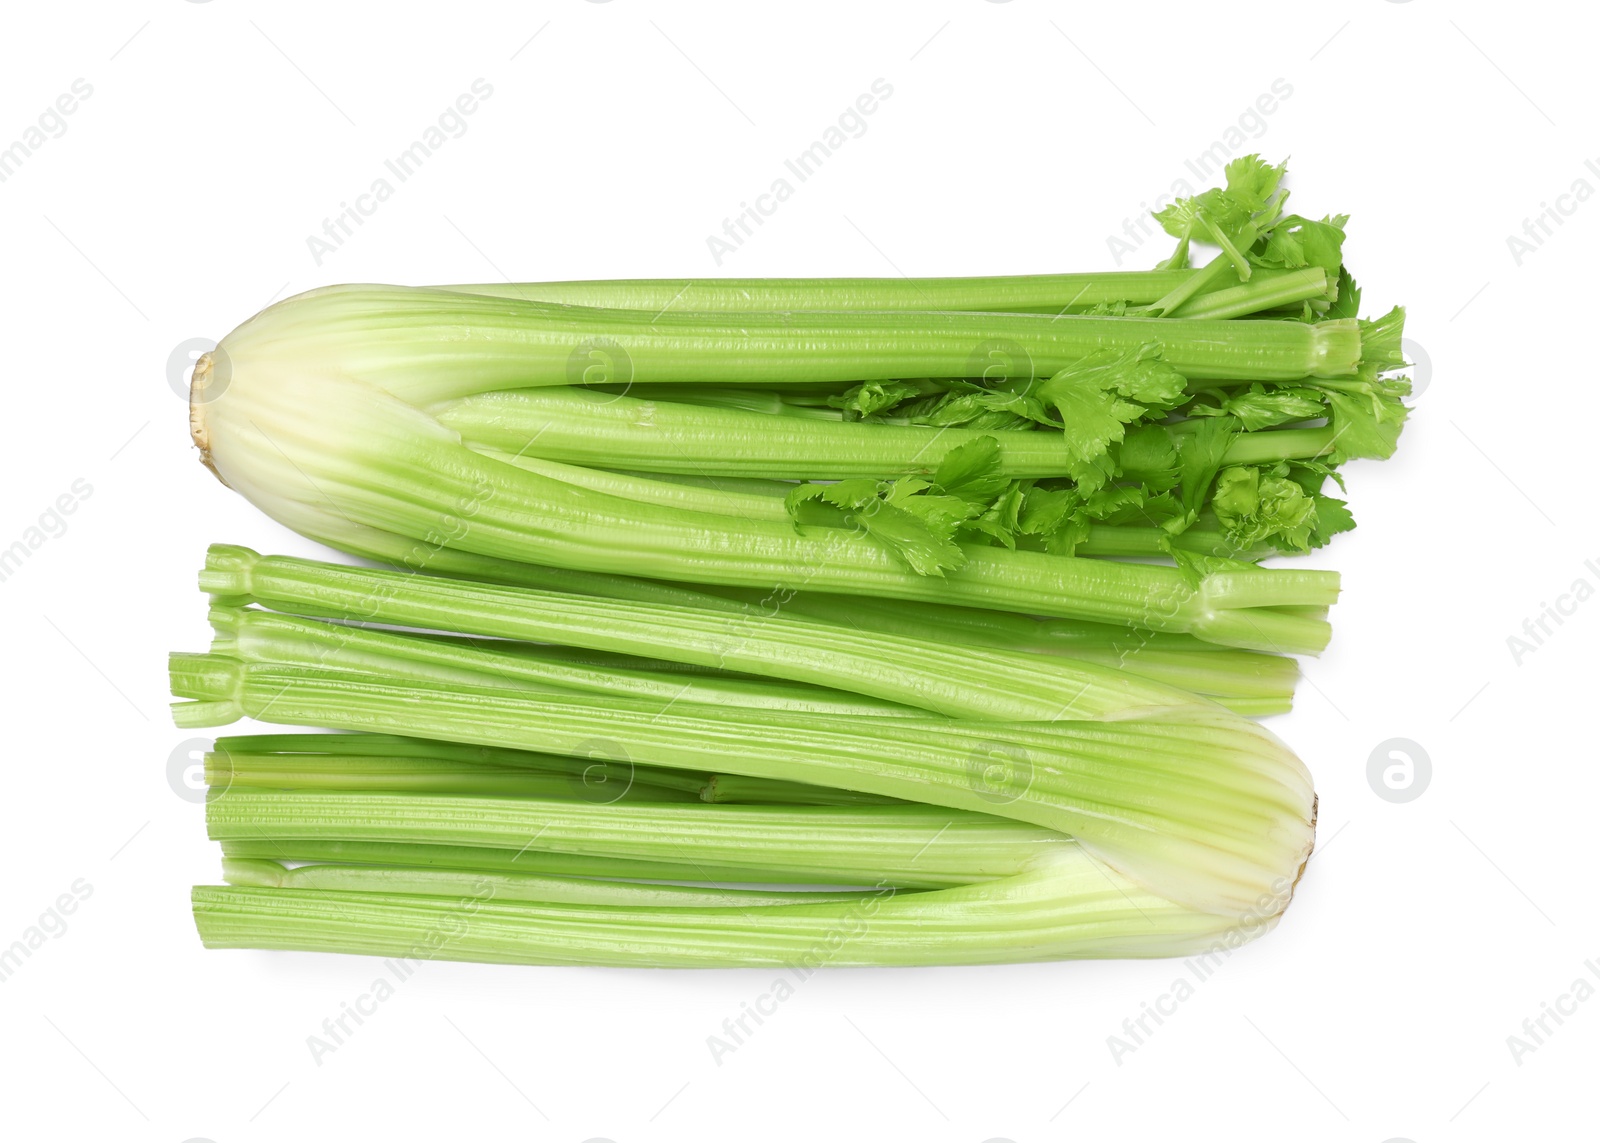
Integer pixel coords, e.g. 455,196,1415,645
1,1,1594,1140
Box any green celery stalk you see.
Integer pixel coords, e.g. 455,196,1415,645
1165,267,1328,320
436,387,1075,480
207,285,1368,410
220,858,875,907
209,604,921,719
171,655,1317,917
1166,420,1338,465
207,529,1298,704
189,414,1337,648
478,449,798,520
699,772,909,805
192,846,1268,967
203,546,1213,721
753,592,1300,707
217,837,926,886
235,534,1299,703
435,267,1309,316
206,789,1064,887
214,731,702,791
436,387,1342,481
210,749,697,801
210,732,900,807
482,452,1280,565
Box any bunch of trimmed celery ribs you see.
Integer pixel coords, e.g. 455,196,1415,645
176,157,1409,967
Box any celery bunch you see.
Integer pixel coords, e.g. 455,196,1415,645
175,156,1413,967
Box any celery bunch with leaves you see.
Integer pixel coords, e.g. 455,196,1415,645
175,154,1413,968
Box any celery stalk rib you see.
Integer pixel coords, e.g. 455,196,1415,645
436,268,1306,316
171,655,1316,918
205,789,1063,887
204,546,1214,721
192,846,1264,967
220,858,876,908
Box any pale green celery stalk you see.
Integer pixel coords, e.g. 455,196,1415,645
437,388,1341,481
210,749,699,801
1180,694,1289,717
1143,211,1278,317
205,788,1066,887
616,388,847,419
213,731,701,793
696,589,1296,712
616,470,797,497
1075,525,1272,560
203,546,1213,722
197,508,1306,690
395,537,1286,664
697,773,906,805
1036,646,1292,713
215,749,901,807
1167,421,1338,464
170,656,1317,916
1165,267,1328,321
211,731,901,807
208,604,920,719
221,858,877,908
476,448,795,521
218,837,927,886
192,846,1267,967
1145,249,1241,315
500,641,786,677
247,529,1298,704
482,452,1272,563
434,268,1303,316
205,286,1366,412
436,387,1078,481
193,374,1337,652
754,589,1214,652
